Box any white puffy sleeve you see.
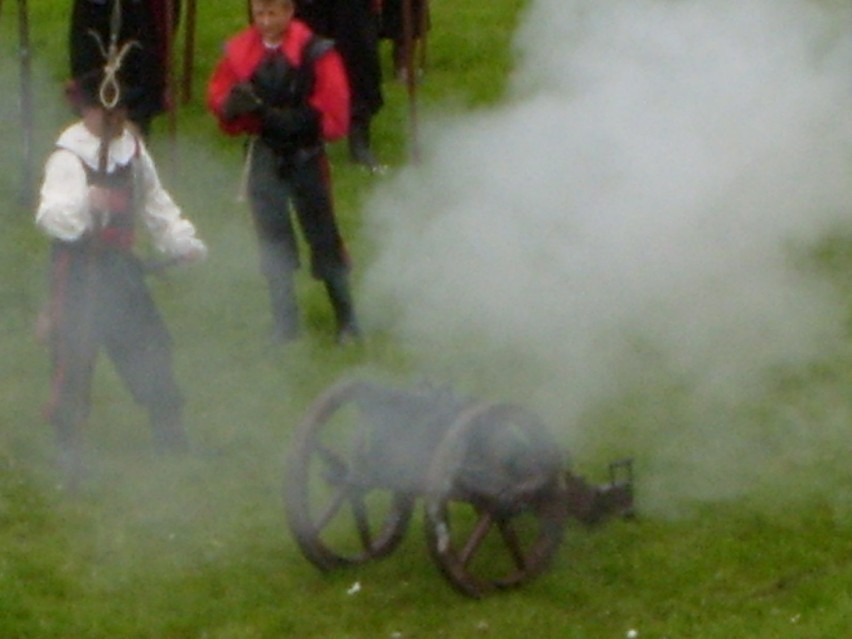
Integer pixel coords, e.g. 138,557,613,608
135,142,208,261
35,149,93,242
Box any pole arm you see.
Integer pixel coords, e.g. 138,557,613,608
89,0,137,175
181,0,197,103
401,0,419,162
17,0,34,206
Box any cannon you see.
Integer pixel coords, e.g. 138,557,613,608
284,378,634,597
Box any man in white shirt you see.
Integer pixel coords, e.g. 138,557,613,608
36,69,207,487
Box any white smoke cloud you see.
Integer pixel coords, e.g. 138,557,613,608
362,0,852,511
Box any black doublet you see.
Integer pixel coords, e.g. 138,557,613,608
251,39,332,155
251,48,300,108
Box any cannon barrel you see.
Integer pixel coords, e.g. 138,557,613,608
561,458,635,525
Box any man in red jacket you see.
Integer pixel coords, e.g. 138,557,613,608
208,0,361,345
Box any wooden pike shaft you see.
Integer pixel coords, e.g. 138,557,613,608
181,0,197,103
163,0,178,172
17,0,35,205
418,0,429,73
402,0,419,162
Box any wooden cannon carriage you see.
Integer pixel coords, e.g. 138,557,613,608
284,378,634,597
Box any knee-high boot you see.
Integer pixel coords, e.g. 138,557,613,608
149,401,189,454
53,416,85,490
324,272,361,344
267,272,299,343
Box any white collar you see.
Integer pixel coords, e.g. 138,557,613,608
56,121,138,173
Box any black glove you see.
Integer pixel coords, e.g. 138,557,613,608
260,106,322,151
221,83,264,121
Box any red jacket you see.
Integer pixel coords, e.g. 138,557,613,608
207,19,349,141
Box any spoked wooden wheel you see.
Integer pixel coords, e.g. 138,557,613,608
284,379,415,570
423,402,567,597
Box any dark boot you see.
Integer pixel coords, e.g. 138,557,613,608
324,273,362,345
149,403,189,454
348,117,383,173
53,419,86,491
267,272,299,343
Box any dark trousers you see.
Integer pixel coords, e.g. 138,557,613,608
45,241,185,452
247,141,358,336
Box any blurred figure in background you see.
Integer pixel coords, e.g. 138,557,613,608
296,0,386,172
208,0,362,345
70,0,181,137
380,0,428,82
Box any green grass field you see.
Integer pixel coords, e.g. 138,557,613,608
2,0,852,637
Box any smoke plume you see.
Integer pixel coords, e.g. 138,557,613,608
362,0,852,514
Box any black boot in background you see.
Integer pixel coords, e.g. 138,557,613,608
348,115,383,173
392,38,407,82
